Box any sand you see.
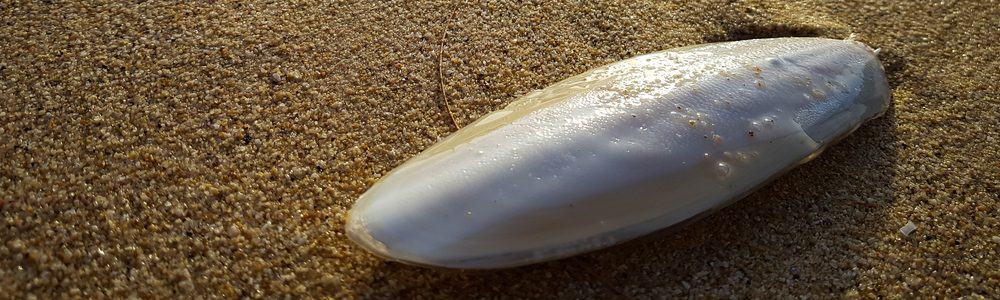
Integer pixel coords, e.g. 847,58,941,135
1,0,997,298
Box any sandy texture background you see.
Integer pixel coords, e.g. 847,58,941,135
2,0,997,298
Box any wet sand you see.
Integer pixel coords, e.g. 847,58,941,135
1,1,997,298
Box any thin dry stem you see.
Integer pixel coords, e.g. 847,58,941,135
438,28,460,130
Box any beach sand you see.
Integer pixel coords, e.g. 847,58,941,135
1,0,997,298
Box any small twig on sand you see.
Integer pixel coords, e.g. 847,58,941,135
437,28,460,130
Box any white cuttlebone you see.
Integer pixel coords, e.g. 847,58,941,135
347,37,891,269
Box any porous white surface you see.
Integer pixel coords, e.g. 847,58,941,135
352,37,892,268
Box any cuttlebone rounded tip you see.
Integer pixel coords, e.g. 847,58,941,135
345,210,396,262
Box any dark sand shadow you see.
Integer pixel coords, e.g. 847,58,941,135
703,23,827,42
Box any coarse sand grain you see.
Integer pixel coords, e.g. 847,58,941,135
1,1,997,298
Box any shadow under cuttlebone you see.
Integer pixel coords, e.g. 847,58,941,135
702,23,828,43
349,104,900,298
